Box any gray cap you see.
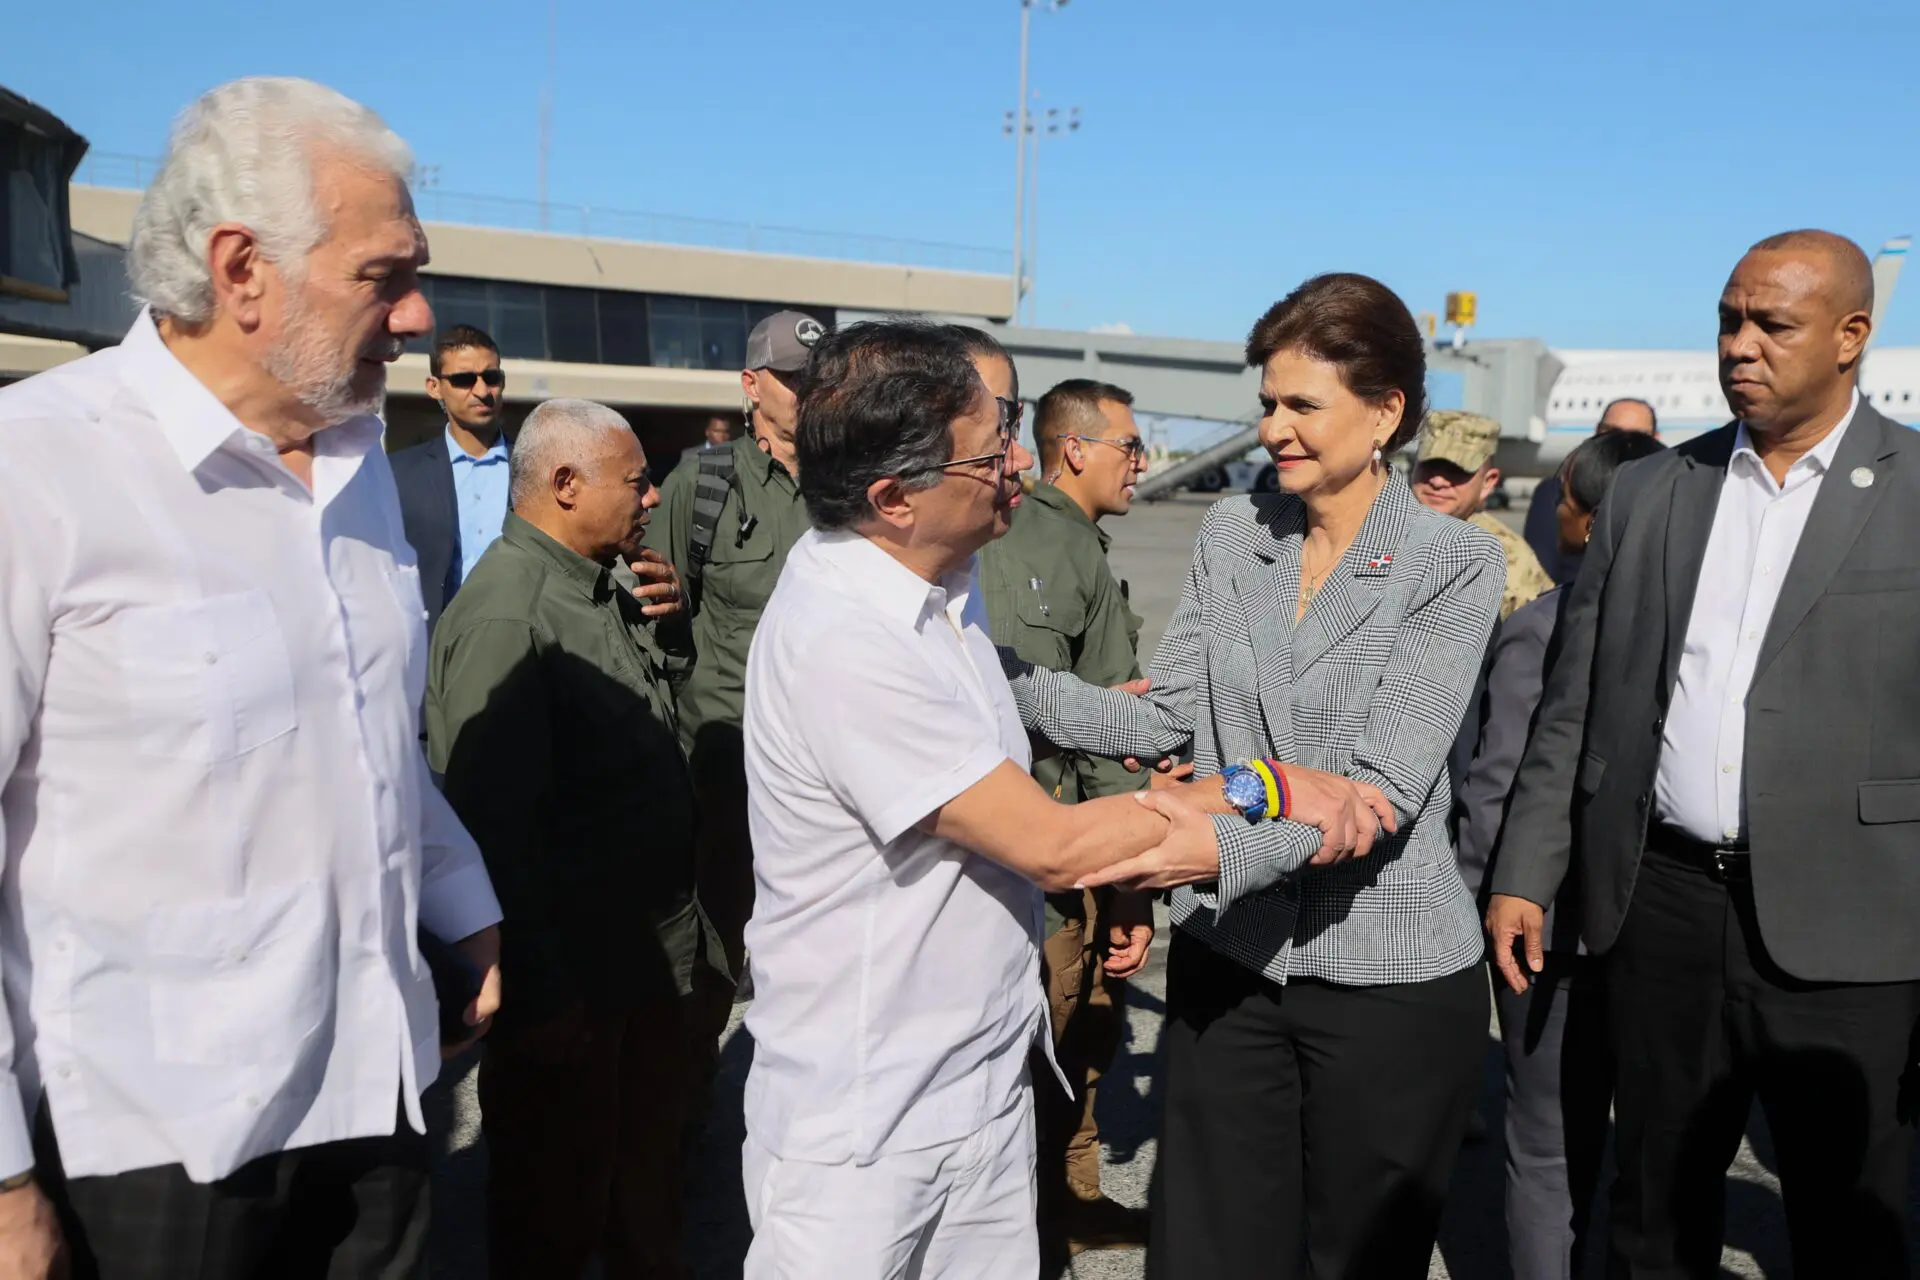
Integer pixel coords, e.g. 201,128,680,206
746,310,826,373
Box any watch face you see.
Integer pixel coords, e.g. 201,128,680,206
1223,770,1266,811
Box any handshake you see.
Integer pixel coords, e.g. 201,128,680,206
1083,756,1401,893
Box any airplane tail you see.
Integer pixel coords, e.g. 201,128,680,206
1871,235,1910,337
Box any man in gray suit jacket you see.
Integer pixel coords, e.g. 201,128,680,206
1489,230,1920,1278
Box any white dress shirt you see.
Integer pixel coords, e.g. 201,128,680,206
742,528,1055,1165
0,312,501,1182
1656,393,1859,844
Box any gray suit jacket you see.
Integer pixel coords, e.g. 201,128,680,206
1455,588,1586,951
1495,403,1920,983
1007,479,1506,987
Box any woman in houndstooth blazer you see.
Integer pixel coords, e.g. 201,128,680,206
1006,273,1506,1278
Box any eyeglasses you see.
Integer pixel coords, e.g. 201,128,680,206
440,369,505,390
1068,433,1148,460
911,397,1021,477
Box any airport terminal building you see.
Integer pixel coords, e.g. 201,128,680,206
1,174,1016,463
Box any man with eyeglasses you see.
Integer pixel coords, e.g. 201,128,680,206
974,372,1156,1264
740,321,1172,1277
392,324,512,635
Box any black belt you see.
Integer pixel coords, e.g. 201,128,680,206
1648,823,1751,884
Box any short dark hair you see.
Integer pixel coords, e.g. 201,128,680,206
1035,378,1135,471
796,321,982,532
945,325,1019,403
1563,428,1667,514
1599,397,1658,432
430,324,499,377
1245,273,1428,454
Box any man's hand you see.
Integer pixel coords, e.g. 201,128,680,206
441,925,503,1060
0,1179,64,1280
1147,760,1196,790
628,549,684,620
1104,891,1155,979
1487,894,1547,995
1079,790,1221,891
1280,766,1399,866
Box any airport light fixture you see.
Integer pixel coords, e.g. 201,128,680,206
1009,0,1070,322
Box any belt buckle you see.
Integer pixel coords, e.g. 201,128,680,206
1708,849,1746,883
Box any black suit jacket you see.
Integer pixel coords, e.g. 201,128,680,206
1496,403,1920,984
390,434,461,636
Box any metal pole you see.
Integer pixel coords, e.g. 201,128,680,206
1027,115,1044,325
538,0,555,230
1011,1,1031,321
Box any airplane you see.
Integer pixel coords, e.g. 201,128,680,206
1500,235,1916,476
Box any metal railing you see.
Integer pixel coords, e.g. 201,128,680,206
71,152,1012,276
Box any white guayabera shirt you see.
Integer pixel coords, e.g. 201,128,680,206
742,528,1060,1167
0,312,500,1181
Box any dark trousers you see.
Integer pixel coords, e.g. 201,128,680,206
1147,929,1488,1279
1605,842,1920,1279
34,1100,428,1280
479,999,693,1280
1495,953,1613,1280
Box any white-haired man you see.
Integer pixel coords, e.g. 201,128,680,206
427,399,712,1278
0,78,502,1277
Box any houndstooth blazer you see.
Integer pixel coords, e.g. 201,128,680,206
1005,478,1505,986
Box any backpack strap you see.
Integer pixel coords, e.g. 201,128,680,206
687,444,738,583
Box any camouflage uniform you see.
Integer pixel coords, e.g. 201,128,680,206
1418,410,1551,619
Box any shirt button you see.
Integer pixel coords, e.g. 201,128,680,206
51,938,68,953
203,651,219,665
241,1094,261,1110
1747,631,1759,641
56,1065,72,1080
1724,828,1740,842
1722,763,1735,774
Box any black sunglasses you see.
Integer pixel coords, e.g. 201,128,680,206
440,369,505,390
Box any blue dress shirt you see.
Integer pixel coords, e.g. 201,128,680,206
447,427,510,587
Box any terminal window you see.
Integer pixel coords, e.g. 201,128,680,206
411,273,830,371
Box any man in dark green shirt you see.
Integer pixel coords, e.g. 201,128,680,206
646,310,820,1017
428,398,715,1279
964,346,1156,1261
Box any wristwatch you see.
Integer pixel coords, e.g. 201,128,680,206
1220,764,1271,823
0,1168,32,1193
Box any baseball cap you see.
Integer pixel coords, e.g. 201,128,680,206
746,311,826,373
1418,410,1501,473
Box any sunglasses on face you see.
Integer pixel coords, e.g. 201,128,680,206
440,369,505,391
1069,433,1148,461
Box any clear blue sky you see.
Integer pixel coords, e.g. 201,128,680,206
8,0,1920,349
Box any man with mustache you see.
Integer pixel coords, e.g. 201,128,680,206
0,77,502,1277
428,398,715,1278
1489,230,1920,1277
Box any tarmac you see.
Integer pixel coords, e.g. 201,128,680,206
426,489,1913,1279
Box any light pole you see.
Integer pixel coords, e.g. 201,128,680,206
1008,0,1067,324
538,0,556,230
1024,106,1079,326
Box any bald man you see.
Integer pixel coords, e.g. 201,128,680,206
1488,230,1920,1277
1524,398,1660,583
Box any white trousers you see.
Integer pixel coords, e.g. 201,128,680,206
742,1086,1038,1280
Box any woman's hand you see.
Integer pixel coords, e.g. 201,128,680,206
1078,790,1222,891
1279,766,1399,865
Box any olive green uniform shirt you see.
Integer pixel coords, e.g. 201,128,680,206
646,434,810,769
978,482,1148,928
427,514,709,1025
